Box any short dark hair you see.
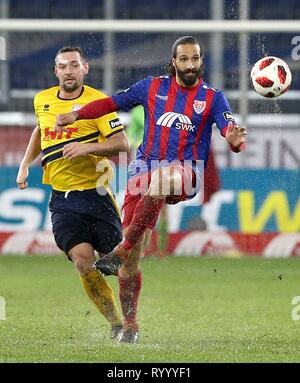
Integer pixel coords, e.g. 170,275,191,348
166,36,203,76
55,46,86,63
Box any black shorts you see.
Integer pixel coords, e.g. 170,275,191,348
49,188,122,256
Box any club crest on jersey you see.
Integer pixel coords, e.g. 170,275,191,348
72,104,82,112
193,100,206,115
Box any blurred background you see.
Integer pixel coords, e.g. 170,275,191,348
0,0,299,257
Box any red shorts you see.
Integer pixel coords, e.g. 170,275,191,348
122,164,197,229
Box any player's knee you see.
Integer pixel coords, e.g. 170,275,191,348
119,243,143,278
72,253,94,275
149,169,167,198
170,169,183,195
149,167,182,197
148,169,160,196
119,262,140,278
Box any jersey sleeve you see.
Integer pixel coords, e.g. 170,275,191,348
33,94,41,128
211,91,236,136
95,112,124,138
111,77,149,112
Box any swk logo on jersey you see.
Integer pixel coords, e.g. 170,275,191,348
156,112,195,132
193,100,206,115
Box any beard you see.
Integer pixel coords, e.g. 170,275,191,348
175,64,203,87
62,78,81,93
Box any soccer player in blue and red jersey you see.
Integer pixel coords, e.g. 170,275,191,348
56,36,247,343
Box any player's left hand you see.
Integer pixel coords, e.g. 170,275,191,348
63,142,90,160
225,121,247,149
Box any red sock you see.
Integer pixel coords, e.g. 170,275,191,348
119,271,142,330
122,195,165,251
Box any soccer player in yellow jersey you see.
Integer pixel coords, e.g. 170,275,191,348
16,47,130,340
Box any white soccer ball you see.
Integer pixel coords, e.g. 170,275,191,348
250,56,292,98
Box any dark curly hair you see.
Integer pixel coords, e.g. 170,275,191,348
166,36,204,77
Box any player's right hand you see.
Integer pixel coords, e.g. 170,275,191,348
16,166,29,189
55,112,78,134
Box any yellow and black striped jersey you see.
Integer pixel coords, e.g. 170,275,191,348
34,85,124,192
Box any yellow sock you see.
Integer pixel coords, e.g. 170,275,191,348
80,270,122,327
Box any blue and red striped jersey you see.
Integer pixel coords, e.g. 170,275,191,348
112,75,235,175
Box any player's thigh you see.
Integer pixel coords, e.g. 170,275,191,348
92,220,122,255
122,187,142,229
50,208,94,257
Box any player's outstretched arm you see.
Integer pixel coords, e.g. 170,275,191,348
16,126,41,189
225,121,247,152
55,97,118,134
63,131,130,160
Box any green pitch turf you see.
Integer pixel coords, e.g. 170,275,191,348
0,255,300,363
